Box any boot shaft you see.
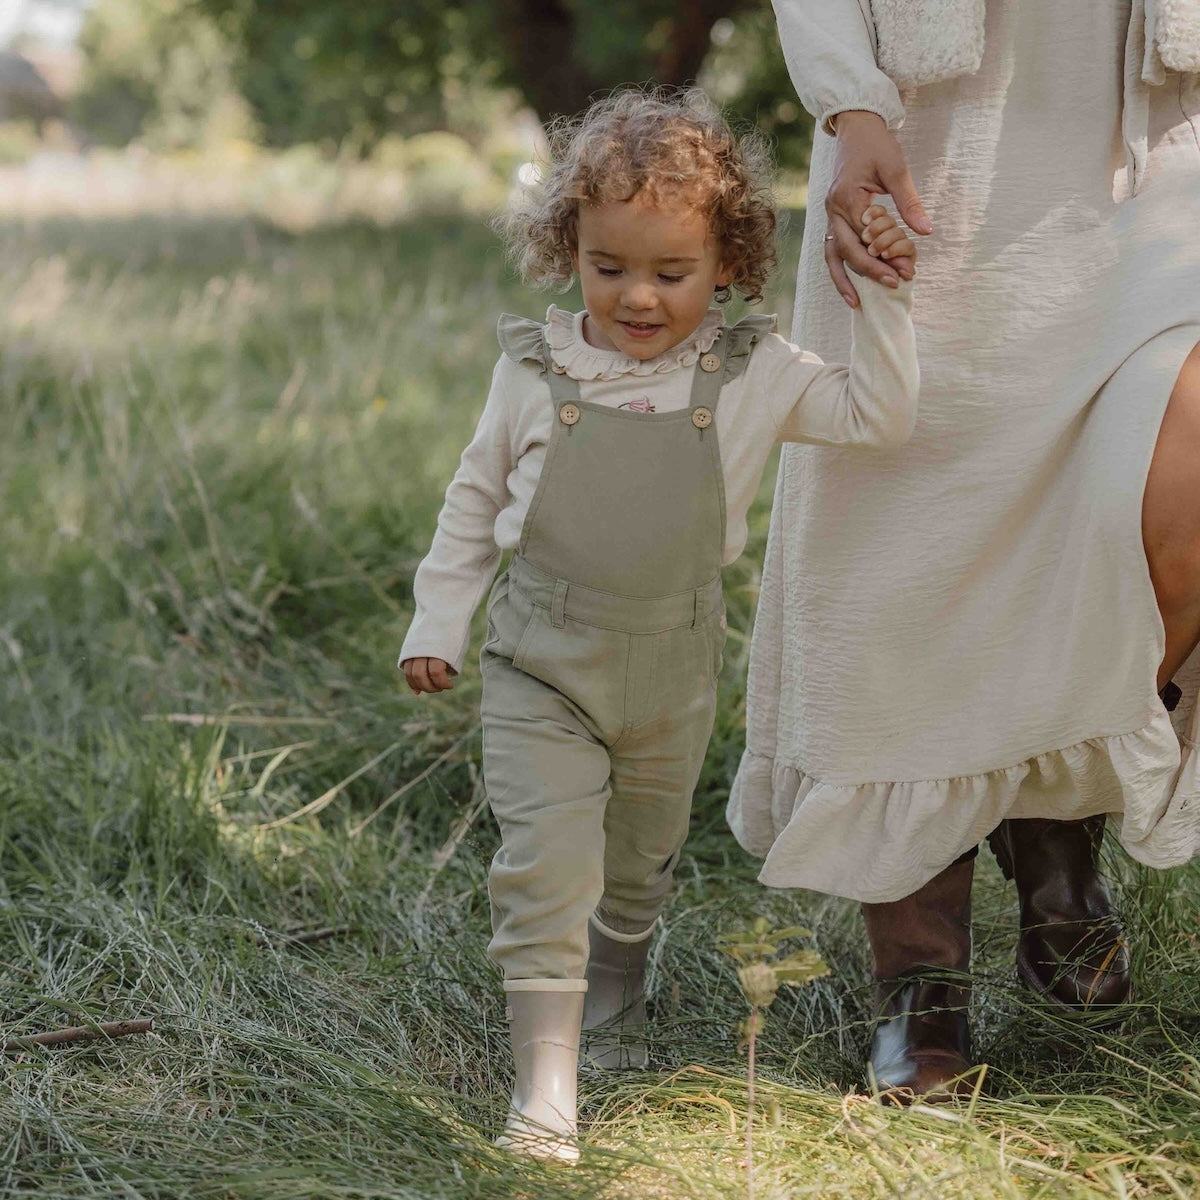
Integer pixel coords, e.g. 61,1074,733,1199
860,853,974,984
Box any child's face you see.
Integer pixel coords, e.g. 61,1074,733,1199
572,194,731,360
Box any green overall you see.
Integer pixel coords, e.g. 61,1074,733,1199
481,314,764,985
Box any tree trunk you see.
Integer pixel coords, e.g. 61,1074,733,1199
495,0,746,121
652,0,740,88
494,0,608,121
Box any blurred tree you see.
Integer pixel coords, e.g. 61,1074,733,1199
195,1,503,150
72,0,251,148
196,0,815,164
702,8,815,173
73,0,816,170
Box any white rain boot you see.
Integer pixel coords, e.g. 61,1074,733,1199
496,985,585,1164
581,916,652,1070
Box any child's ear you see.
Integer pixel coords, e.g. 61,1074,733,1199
716,261,733,287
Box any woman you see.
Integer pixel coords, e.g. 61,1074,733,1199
729,0,1200,1099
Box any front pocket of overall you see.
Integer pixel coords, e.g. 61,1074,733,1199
510,609,629,723
481,574,510,656
510,605,541,673
483,574,537,666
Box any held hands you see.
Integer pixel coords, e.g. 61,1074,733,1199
825,110,932,308
403,657,457,695
858,205,917,279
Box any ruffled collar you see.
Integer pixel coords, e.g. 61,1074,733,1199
544,305,724,381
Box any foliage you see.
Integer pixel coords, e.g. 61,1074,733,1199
195,0,508,150
71,0,252,149
72,0,816,171
721,918,830,1022
190,0,811,159
701,7,817,173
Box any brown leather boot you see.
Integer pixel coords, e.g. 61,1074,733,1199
861,853,982,1104
986,816,1131,1015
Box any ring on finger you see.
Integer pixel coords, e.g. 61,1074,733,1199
823,233,836,242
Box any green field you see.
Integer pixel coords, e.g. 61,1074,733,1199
2,209,1199,1199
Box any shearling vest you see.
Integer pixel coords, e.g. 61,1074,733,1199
868,0,1200,89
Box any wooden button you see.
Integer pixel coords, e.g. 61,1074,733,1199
551,361,568,374
558,403,581,426
699,353,721,373
691,407,713,429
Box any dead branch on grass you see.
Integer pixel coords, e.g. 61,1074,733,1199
3,1019,153,1052
252,926,358,948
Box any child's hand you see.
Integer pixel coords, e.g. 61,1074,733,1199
402,657,457,695
859,204,917,279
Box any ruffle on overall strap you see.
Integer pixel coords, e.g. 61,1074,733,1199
496,310,777,384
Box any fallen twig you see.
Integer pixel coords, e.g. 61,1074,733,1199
252,925,357,948
3,1019,153,1053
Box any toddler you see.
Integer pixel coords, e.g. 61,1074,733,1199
399,87,919,1162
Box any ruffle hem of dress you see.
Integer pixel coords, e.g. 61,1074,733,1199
727,678,1200,905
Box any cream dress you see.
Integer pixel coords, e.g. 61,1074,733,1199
728,0,1200,902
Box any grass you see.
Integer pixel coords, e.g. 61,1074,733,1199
1,202,1199,1199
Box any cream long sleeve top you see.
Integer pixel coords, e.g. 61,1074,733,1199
399,276,917,674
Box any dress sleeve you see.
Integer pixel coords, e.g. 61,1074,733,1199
771,0,905,133
765,277,918,447
398,357,515,675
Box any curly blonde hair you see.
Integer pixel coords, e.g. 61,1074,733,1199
500,87,778,304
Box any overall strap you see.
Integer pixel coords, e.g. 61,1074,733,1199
686,326,732,420
541,333,581,405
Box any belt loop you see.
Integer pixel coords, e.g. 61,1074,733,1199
551,579,568,628
692,587,703,631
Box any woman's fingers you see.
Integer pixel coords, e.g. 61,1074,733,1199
880,161,933,235
824,215,864,307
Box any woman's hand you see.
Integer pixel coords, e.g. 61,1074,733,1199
824,110,932,307
402,656,457,695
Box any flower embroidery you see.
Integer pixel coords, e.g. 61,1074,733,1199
623,396,655,413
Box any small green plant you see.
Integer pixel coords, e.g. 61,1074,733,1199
720,918,830,1200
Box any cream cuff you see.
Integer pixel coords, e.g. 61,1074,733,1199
503,978,589,993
